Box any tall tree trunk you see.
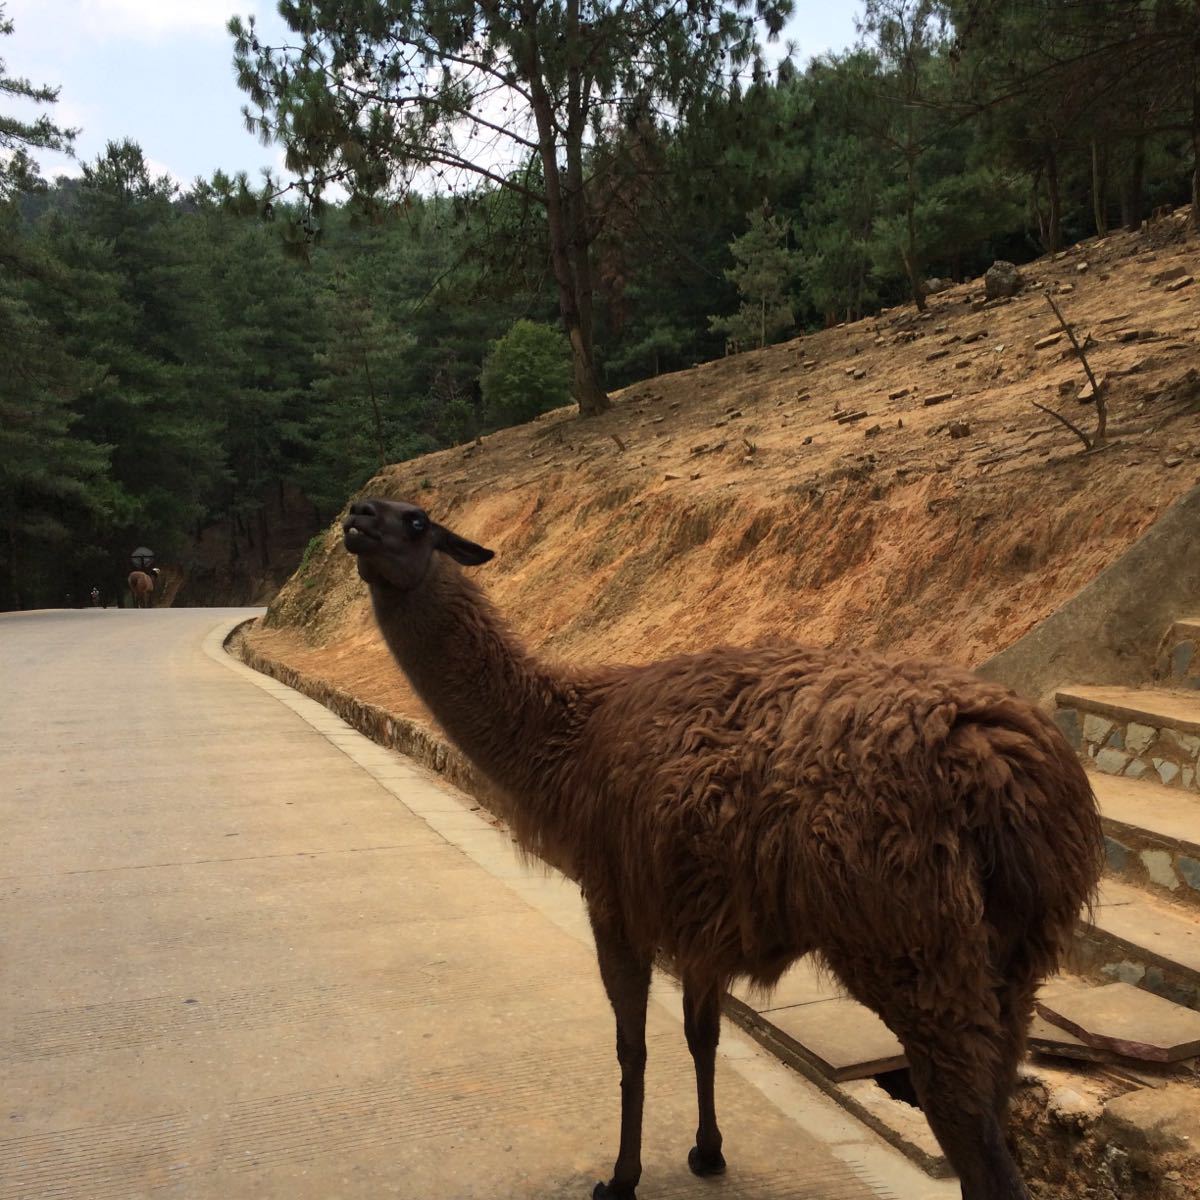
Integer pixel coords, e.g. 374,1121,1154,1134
905,151,925,312
6,518,21,610
902,157,921,312
1091,139,1108,236
362,352,386,468
1121,135,1146,232
1045,149,1063,252
257,505,270,572
537,142,608,415
1031,171,1048,249
1192,37,1200,231
562,132,607,410
526,19,609,418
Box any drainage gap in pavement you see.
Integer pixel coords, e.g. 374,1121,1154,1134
872,1067,921,1109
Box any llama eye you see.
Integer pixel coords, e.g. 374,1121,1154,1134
408,515,427,533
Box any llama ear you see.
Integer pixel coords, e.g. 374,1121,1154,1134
432,523,495,567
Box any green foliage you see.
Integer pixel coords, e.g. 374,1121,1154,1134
0,4,75,201
709,208,801,348
480,321,573,426
229,0,793,413
297,533,324,575
5,0,1200,609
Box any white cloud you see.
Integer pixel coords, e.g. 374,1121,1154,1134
75,0,262,39
144,154,188,188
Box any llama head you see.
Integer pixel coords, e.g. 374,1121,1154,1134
343,498,494,591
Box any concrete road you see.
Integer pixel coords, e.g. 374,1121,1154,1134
0,608,952,1200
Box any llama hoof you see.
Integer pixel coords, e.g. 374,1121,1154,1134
591,1181,636,1199
687,1146,727,1176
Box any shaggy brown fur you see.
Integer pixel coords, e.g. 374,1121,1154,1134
128,570,155,608
343,498,1104,1200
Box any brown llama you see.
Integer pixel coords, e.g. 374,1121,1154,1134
128,568,157,608
342,498,1103,1200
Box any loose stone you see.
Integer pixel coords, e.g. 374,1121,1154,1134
1178,856,1200,890
1141,849,1181,890
1158,728,1200,758
1157,761,1182,787
1125,723,1157,755
1095,747,1130,774
1102,961,1146,985
1083,714,1115,746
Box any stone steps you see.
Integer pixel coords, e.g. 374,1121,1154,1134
1094,771,1200,906
1073,876,1200,1011
1055,683,1200,791
1158,616,1200,689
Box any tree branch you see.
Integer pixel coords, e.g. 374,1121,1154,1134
1031,400,1093,451
1045,292,1106,444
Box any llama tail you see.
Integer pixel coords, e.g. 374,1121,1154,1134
948,692,1103,977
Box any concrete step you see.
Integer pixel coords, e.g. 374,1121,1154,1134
1073,876,1200,1011
1094,772,1200,907
1157,617,1200,689
1055,684,1200,791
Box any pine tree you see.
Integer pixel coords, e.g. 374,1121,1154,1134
0,4,75,200
229,0,792,417
0,6,110,607
710,207,800,349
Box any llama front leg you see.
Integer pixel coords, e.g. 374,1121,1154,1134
682,978,726,1176
589,913,651,1200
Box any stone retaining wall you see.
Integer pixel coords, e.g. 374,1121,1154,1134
1070,926,1200,1013
1101,821,1200,909
1055,706,1200,792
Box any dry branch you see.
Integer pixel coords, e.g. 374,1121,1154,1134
1044,294,1107,445
1031,401,1093,451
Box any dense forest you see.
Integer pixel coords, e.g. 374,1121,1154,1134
3,0,1199,609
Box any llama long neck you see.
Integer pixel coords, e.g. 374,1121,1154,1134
367,563,578,802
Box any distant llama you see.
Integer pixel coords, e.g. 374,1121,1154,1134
342,497,1103,1200
128,568,158,608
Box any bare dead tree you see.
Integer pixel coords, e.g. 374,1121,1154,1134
1032,293,1108,451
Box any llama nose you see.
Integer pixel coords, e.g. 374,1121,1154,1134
351,501,377,518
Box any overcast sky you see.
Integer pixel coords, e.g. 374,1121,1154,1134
4,0,862,190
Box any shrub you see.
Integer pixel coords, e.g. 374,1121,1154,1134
480,320,572,426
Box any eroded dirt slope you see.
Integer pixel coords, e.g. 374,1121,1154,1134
249,212,1200,722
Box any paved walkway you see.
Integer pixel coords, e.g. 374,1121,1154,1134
0,608,952,1200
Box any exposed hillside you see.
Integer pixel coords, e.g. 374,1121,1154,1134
248,213,1200,723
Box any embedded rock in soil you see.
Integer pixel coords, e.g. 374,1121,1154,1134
1101,1086,1200,1168
985,260,1023,299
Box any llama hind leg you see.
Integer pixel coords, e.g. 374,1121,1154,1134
991,973,1038,1120
682,978,726,1176
826,950,1030,1200
905,1037,1031,1200
589,913,652,1200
